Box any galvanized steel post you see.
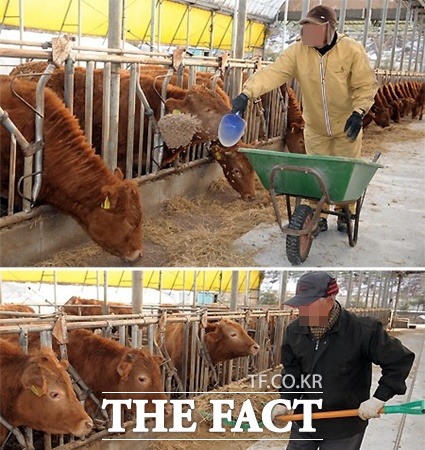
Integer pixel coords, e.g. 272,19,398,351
132,271,143,313
390,0,403,71
107,0,123,171
399,1,412,71
230,271,239,311
376,0,390,69
338,0,347,34
362,0,373,48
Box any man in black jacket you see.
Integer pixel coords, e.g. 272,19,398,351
272,271,415,449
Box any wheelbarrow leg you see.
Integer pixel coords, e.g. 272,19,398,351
344,197,362,247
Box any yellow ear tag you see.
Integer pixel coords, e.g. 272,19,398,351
172,109,183,115
213,152,222,161
31,385,42,397
101,196,111,210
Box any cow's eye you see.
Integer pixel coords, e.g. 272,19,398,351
138,376,147,384
230,332,237,337
49,391,60,399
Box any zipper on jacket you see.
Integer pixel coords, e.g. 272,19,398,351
319,57,332,136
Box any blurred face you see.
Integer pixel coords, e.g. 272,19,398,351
302,23,328,48
298,297,335,326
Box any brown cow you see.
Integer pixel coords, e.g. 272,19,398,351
162,318,260,381
0,304,35,319
10,62,256,201
0,339,93,445
210,142,256,201
65,329,170,415
381,84,401,123
0,75,143,261
412,82,425,120
365,91,391,128
281,84,306,154
63,296,132,315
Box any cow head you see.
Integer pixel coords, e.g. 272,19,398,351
203,318,260,365
411,101,423,119
286,123,306,154
371,105,391,128
85,169,143,261
114,349,170,415
165,84,230,143
211,143,256,201
63,296,83,315
15,349,93,437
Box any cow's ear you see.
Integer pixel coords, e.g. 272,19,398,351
212,150,223,161
117,352,135,381
153,354,164,365
59,359,69,370
114,168,124,180
22,364,47,396
100,186,119,210
204,322,218,333
165,98,184,113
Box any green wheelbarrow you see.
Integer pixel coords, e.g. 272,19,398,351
239,148,383,265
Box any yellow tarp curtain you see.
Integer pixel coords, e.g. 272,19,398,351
1,270,262,293
0,0,266,51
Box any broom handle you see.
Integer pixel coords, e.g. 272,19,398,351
276,407,385,422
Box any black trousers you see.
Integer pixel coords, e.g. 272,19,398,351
286,423,365,450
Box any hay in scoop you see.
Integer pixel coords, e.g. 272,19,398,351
158,112,201,148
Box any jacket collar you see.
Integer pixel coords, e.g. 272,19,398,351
292,301,346,335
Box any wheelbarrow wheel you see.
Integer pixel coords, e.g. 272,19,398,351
286,204,314,265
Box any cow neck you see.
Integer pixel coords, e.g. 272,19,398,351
0,352,30,419
198,328,219,386
40,116,123,221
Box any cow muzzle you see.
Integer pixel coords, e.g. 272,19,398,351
123,249,143,262
73,418,94,437
250,344,260,355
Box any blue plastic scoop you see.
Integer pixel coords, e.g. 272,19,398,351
218,112,246,147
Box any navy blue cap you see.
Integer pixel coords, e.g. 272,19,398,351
285,272,338,307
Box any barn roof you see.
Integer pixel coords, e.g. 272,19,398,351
0,1,423,53
173,0,286,22
1,270,263,293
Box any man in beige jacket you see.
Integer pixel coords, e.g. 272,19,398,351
231,5,378,233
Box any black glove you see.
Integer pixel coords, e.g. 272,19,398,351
231,93,249,115
344,111,363,141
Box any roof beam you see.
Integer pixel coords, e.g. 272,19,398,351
168,0,274,23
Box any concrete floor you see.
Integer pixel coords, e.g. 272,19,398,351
234,121,425,267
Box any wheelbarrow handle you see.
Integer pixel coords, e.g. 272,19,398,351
276,407,384,422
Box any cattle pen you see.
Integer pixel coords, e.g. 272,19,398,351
0,269,424,449
0,0,425,266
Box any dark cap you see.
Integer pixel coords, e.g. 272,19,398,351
285,272,339,307
299,5,337,28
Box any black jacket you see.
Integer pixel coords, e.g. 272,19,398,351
279,307,415,440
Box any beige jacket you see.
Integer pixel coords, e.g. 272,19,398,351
242,34,378,136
